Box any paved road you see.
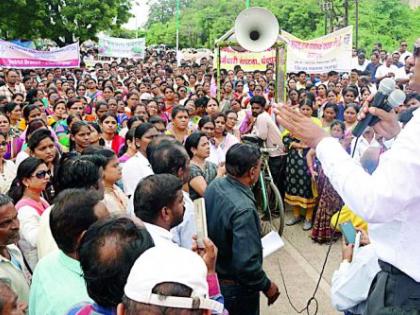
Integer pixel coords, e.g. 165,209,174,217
260,210,343,315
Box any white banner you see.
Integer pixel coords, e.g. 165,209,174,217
282,26,353,74
98,36,145,59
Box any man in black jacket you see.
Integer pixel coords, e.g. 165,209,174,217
205,143,280,315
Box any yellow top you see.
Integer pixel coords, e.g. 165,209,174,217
281,117,322,138
330,205,368,232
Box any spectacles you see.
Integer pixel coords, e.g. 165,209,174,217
32,170,51,179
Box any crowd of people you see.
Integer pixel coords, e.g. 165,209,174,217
0,37,418,315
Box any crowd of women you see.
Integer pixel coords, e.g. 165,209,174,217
0,42,417,278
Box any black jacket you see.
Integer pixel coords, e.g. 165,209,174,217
205,175,271,292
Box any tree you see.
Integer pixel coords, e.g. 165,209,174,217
109,28,147,39
147,0,192,26
144,0,420,52
0,0,133,46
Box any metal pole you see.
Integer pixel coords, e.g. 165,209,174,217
275,46,279,103
344,0,349,27
176,0,180,52
217,46,221,102
355,0,359,49
329,1,334,32
324,11,328,35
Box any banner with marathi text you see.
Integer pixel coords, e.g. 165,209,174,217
98,36,145,59
281,26,353,74
0,40,80,69
217,47,276,72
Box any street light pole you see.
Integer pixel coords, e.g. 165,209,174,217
320,0,332,35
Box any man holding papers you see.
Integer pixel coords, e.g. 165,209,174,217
205,143,279,315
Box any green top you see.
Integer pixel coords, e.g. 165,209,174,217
29,250,92,315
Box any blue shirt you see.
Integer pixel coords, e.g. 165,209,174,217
67,302,115,315
365,63,380,82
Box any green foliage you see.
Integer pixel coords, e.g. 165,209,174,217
0,0,133,46
147,0,192,26
109,28,147,39
347,0,420,50
145,0,420,52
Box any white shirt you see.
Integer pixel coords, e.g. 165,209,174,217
144,222,177,247
316,108,420,281
0,160,17,194
129,190,196,250
375,64,399,80
352,59,369,72
18,206,42,271
400,51,412,63
350,136,381,163
331,244,380,313
171,191,196,250
119,127,129,138
396,66,411,82
15,151,29,169
207,134,239,165
122,152,153,196
36,206,58,260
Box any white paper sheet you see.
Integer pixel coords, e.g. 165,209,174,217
262,231,284,258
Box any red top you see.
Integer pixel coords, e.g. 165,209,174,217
111,134,125,155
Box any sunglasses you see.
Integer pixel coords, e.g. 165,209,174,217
0,141,7,147
33,170,51,179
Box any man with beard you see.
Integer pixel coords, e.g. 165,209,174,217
134,174,185,246
148,141,196,249
0,194,30,304
0,70,26,102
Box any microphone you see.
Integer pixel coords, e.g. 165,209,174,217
368,89,406,127
352,78,396,137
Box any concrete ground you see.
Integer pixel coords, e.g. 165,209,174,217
260,209,342,315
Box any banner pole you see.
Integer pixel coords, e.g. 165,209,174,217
275,46,279,103
217,46,221,102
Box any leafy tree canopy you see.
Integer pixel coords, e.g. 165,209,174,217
0,0,133,46
145,0,420,52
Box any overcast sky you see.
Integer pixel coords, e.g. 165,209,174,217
125,1,150,29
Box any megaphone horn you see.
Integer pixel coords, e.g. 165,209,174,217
234,7,279,52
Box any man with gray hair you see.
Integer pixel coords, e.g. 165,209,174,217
0,279,26,314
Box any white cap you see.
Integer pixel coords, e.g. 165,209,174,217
140,93,153,101
124,246,223,313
